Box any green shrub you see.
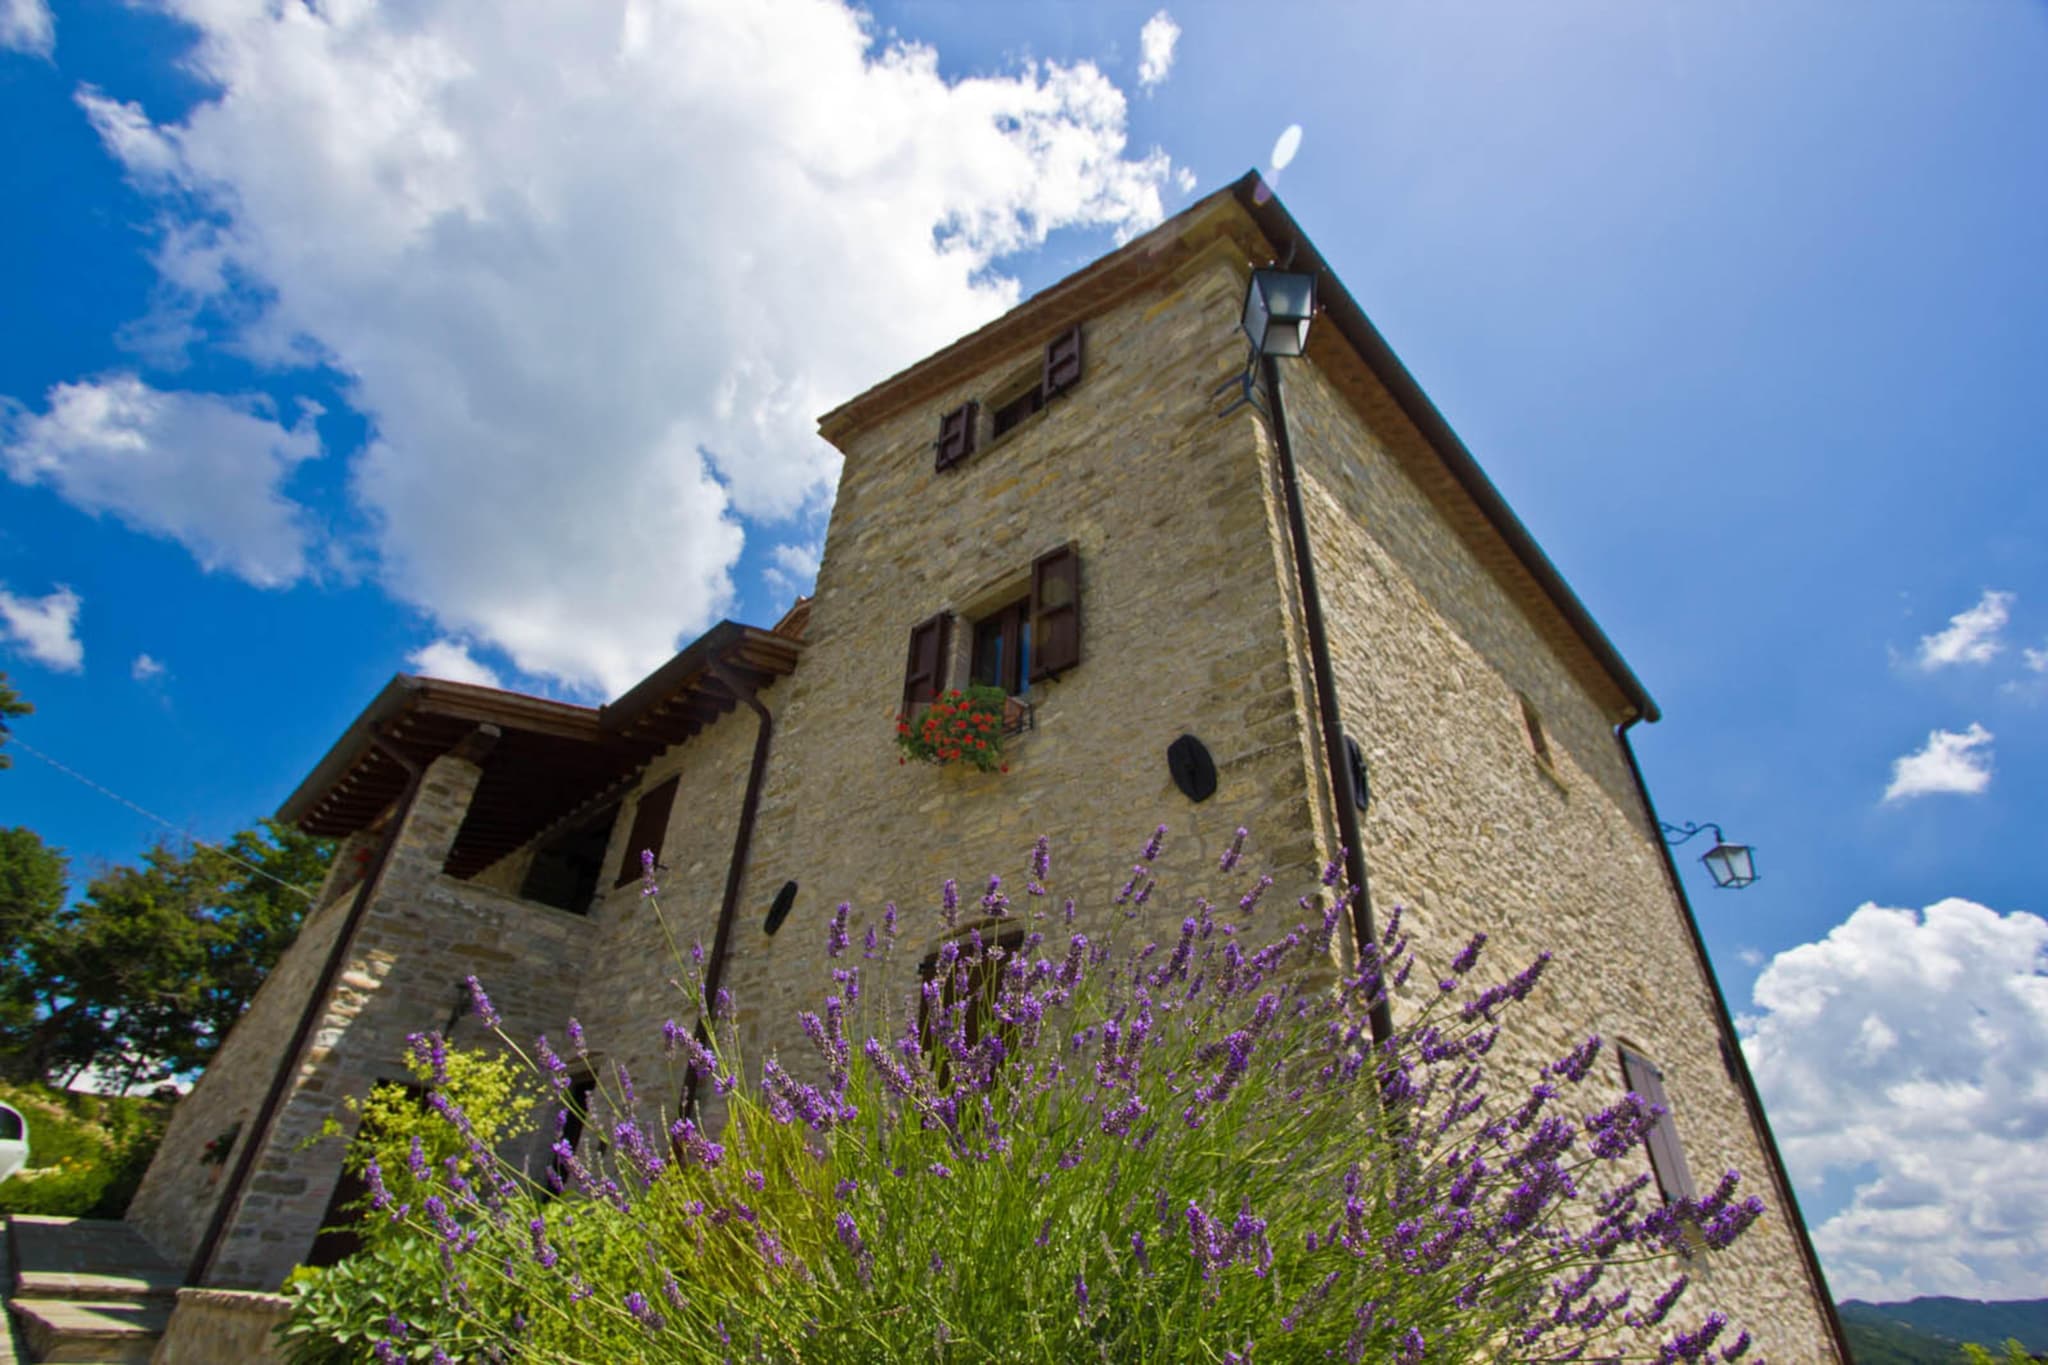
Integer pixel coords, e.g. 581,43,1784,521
0,1079,167,1218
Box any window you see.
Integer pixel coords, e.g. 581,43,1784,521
1618,1044,1697,1204
519,805,615,914
900,544,1082,711
932,325,1084,473
613,776,679,887
918,928,1028,1085
544,1073,599,1197
971,598,1032,696
1517,693,1552,766
990,385,1045,440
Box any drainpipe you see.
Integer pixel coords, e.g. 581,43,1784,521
1617,720,1852,1361
187,734,423,1287
681,660,776,1114
1264,354,1395,1052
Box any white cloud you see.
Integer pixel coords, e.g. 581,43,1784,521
1915,589,2013,669
75,0,1180,696
1136,10,1179,91
1736,946,1765,968
406,638,503,689
1741,898,2048,1300
76,87,182,183
2024,644,2048,674
0,585,83,672
0,0,54,59
762,539,823,602
131,653,166,681
1883,723,1994,802
1,377,322,588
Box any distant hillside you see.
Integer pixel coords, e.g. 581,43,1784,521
1840,1298,2048,1360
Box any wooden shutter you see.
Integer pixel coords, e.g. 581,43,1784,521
1620,1046,1698,1204
902,611,953,710
1043,325,1083,398
614,776,679,886
1029,544,1081,681
934,402,979,471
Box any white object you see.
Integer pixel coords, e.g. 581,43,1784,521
0,1102,29,1183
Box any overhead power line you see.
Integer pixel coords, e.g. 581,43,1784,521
2,727,319,901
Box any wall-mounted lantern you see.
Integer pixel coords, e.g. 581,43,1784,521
1661,821,1758,890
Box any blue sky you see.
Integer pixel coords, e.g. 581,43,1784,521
3,0,2044,1303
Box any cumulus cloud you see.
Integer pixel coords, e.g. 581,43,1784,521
762,539,823,603
75,0,1180,696
2025,644,2048,674
0,585,83,672
1915,589,2013,669
1741,898,2048,1300
131,653,166,681
1,377,322,587
0,0,54,58
1137,11,1179,90
1883,723,1994,802
406,638,503,689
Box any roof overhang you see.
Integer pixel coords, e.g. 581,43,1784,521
279,622,802,878
818,172,1658,725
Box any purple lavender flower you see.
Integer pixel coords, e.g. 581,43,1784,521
826,902,850,958
1219,827,1248,873
624,1290,664,1331
364,1158,392,1212
1449,931,1487,975
1030,834,1051,886
565,1017,585,1053
464,975,500,1030
1074,1271,1089,1314
941,878,959,927
981,874,1009,918
1142,824,1166,861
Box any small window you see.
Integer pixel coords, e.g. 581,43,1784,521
1517,693,1553,767
1619,1044,1697,1205
614,777,679,887
990,385,1045,439
970,598,1032,696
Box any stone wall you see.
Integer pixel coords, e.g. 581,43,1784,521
567,688,774,1133
714,252,1328,1078
152,1288,289,1365
136,752,601,1290
126,873,361,1274
1274,352,1839,1357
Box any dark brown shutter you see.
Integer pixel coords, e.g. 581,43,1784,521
934,402,979,471
1029,544,1081,681
1043,325,1083,398
902,611,953,710
614,776,679,886
1620,1046,1697,1204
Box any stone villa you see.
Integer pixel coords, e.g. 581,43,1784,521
124,173,1847,1357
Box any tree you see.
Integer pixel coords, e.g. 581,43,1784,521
0,827,70,1066
0,822,332,1087
0,671,29,769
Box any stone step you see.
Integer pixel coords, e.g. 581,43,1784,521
7,1298,168,1365
4,1220,174,1287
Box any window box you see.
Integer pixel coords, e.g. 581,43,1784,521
896,686,1009,773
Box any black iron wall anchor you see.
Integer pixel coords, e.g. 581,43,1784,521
1166,734,1218,803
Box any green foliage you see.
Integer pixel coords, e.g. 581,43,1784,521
0,820,333,1086
0,1078,169,1218
278,1235,516,1365
337,1045,541,1242
0,670,29,769
287,834,1770,1363
1843,1299,2048,1360
1961,1341,2036,1365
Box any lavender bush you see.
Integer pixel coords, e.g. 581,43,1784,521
304,828,1770,1363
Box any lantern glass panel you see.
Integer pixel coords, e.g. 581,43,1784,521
1703,842,1756,888
1243,269,1316,358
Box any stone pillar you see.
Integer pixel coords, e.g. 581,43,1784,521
200,752,485,1288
